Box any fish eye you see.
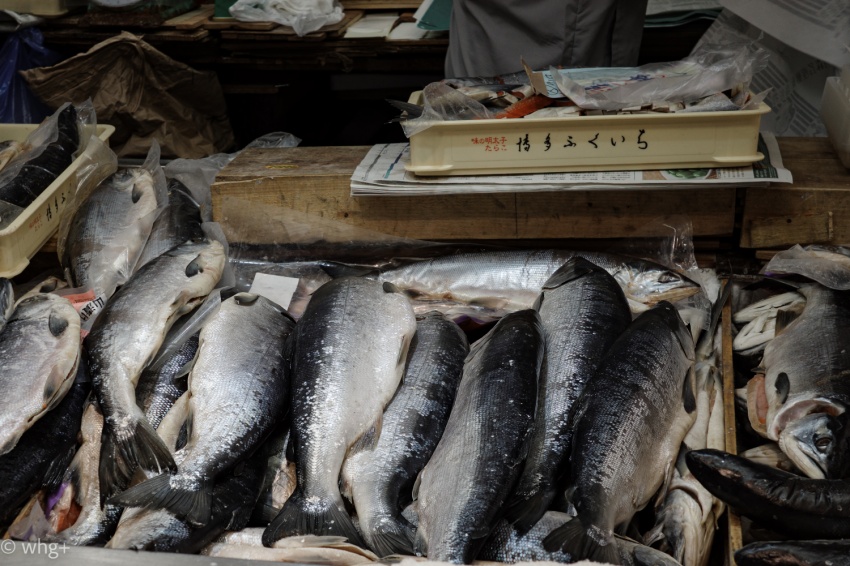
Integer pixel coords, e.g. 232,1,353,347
658,273,680,284
815,437,833,452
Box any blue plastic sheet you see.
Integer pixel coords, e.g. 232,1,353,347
0,28,61,124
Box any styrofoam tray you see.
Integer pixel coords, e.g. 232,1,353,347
405,91,770,176
0,124,115,278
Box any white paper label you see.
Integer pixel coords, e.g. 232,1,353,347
249,273,300,310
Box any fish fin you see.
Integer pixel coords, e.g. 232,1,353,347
532,292,544,311
542,257,596,289
503,489,554,535
98,430,135,504
683,365,697,414
774,309,798,335
175,420,189,452
775,372,790,405
543,518,621,565
368,522,415,557
411,471,422,502
42,445,77,496
109,473,213,527
114,417,177,477
262,489,366,548
349,413,382,455
319,261,376,279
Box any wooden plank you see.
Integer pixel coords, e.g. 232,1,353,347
722,296,743,566
212,147,736,240
747,212,833,248
516,188,736,238
163,5,214,29
741,137,850,248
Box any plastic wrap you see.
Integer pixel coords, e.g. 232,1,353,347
229,0,344,36
244,131,302,149
163,154,232,223
401,82,495,137
549,41,769,111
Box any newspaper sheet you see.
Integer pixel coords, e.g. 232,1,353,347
350,133,792,196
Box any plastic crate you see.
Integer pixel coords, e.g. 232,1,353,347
405,91,770,176
0,124,115,278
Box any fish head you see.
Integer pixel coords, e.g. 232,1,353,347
170,240,227,316
778,409,850,479
614,264,700,307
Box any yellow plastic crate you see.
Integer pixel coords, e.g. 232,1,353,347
405,91,770,176
0,123,115,278
0,0,88,16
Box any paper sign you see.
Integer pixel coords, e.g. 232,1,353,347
249,273,299,310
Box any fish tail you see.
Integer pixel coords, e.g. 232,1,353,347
108,473,213,527
98,430,135,504
367,517,416,557
114,416,177,476
262,489,366,548
503,488,555,535
543,517,621,565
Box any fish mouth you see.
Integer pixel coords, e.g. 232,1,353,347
779,433,827,479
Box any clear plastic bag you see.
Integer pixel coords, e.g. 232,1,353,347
401,82,495,137
244,131,302,149
229,0,344,36
762,244,850,289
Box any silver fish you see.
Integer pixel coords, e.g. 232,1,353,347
482,512,682,566
65,168,161,299
375,250,699,316
504,258,631,532
758,284,850,478
135,179,204,270
414,309,542,564
14,275,67,305
543,302,696,565
0,294,80,455
86,239,225,499
342,311,468,557
0,277,12,333
135,331,198,430
111,292,295,526
263,277,417,547
46,402,123,546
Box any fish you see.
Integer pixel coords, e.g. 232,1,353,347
0,277,13,332
45,401,123,546
543,301,697,565
685,449,850,539
14,275,67,305
414,309,542,564
253,428,297,525
135,331,198,430
740,443,800,474
106,449,266,553
111,292,295,526
0,140,26,172
65,167,161,299
493,94,554,119
86,239,225,500
0,294,81,455
202,534,378,565
756,284,850,478
778,411,850,480
504,258,631,533
735,540,850,566
371,250,699,317
481,512,682,566
0,106,78,209
342,311,469,556
0,363,89,530
136,178,204,270
263,277,417,547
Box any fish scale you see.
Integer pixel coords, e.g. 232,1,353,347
543,301,696,566
414,309,542,564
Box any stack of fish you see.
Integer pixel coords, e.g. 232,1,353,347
686,245,850,566
0,190,732,566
